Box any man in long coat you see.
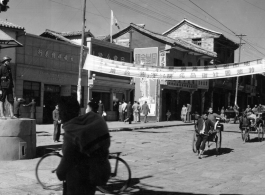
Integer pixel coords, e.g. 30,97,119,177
141,101,150,123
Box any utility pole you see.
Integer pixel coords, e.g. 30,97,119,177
77,0,86,105
234,34,246,107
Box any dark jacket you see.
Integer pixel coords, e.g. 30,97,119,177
53,109,60,121
196,118,215,135
126,103,133,117
14,101,21,115
98,103,104,114
56,112,111,195
0,64,13,89
142,103,150,115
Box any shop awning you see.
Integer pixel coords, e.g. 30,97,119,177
0,29,23,49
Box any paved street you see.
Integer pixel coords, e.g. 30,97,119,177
1,122,265,194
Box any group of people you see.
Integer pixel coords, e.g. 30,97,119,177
180,104,192,123
119,100,150,124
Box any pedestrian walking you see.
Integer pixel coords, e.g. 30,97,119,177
13,97,24,118
0,56,16,119
181,105,187,122
166,110,171,121
23,98,36,119
187,104,192,122
141,101,150,123
53,104,61,142
233,105,239,124
132,101,138,122
124,101,133,124
137,102,141,122
56,96,110,195
113,101,119,121
98,100,105,117
118,102,122,121
121,101,127,121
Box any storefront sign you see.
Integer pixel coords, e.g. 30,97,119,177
83,55,265,80
37,48,75,62
134,47,158,66
159,51,167,67
92,44,131,62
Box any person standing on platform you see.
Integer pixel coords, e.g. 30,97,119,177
14,97,24,118
0,56,16,119
142,101,150,123
23,98,36,119
124,101,133,124
98,100,105,117
132,101,138,122
118,102,122,121
187,104,192,122
53,104,61,142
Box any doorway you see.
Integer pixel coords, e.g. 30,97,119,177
43,85,61,124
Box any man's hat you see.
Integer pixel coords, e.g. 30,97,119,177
2,56,11,63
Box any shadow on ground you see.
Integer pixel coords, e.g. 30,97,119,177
203,147,234,158
126,175,243,195
36,144,62,157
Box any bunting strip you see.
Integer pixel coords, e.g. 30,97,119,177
83,54,265,80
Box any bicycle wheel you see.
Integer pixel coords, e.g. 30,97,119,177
97,156,131,194
35,153,62,191
192,131,197,153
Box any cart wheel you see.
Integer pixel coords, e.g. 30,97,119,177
261,127,264,141
258,124,262,142
192,131,197,153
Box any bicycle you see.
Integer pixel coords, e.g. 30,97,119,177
35,150,131,194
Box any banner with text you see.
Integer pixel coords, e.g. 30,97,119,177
83,54,265,80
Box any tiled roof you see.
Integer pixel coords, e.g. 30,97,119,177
42,29,94,38
162,19,238,47
163,19,221,36
0,19,24,30
40,29,80,46
108,23,217,58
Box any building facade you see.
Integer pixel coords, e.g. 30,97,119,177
109,23,216,121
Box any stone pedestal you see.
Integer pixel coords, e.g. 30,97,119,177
0,119,36,161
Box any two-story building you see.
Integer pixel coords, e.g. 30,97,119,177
162,19,241,111
106,23,217,121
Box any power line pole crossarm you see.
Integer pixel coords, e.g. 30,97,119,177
234,34,246,107
77,0,87,106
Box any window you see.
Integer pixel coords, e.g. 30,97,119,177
174,58,182,67
188,62,192,66
71,85,84,108
23,81,41,106
192,38,202,46
204,60,208,66
197,60,200,66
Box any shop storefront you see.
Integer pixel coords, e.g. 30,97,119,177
16,33,88,123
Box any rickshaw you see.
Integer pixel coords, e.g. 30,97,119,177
192,117,222,155
240,113,264,142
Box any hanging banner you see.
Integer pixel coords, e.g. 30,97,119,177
83,54,265,80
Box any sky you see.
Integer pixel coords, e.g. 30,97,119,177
2,0,265,62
